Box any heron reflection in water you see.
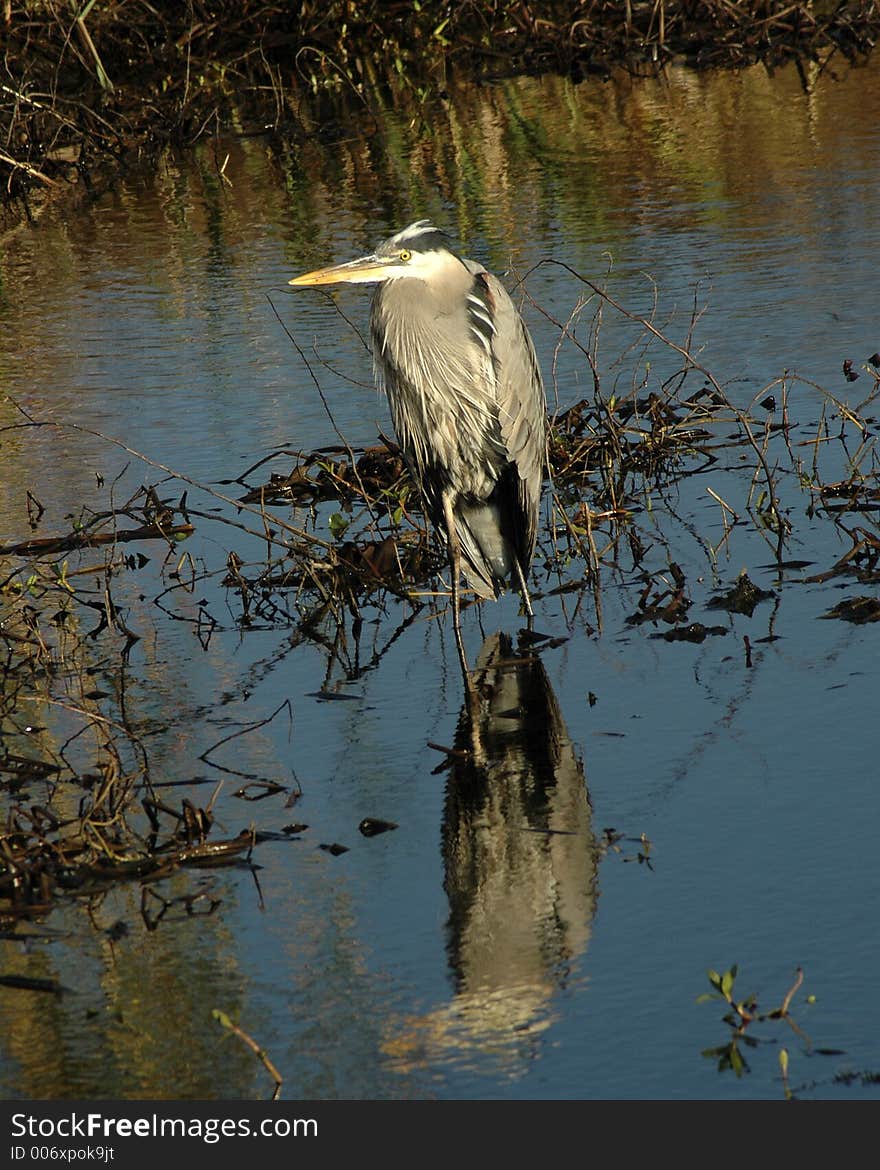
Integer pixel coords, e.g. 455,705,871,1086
289,220,548,677
382,633,599,1076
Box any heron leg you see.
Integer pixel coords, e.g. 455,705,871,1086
513,557,534,628
441,489,471,679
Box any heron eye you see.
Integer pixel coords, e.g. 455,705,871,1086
399,249,412,262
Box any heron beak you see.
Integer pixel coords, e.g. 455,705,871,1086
289,253,392,287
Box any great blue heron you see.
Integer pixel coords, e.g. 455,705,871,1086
289,219,547,674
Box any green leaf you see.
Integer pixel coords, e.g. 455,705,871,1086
329,512,349,539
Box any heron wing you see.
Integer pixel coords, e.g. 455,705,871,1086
478,270,547,571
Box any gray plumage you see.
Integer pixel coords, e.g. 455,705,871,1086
289,219,547,668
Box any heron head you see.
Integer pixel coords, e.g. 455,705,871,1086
289,219,455,288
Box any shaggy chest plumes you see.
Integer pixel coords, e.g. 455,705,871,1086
371,267,507,505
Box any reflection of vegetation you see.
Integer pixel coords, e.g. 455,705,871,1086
213,1010,283,1101
2,2,878,217
0,481,265,926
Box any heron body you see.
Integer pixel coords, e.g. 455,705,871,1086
289,220,547,672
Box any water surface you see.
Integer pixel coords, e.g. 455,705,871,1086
2,61,880,1100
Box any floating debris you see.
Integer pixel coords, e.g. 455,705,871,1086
655,623,729,643
358,818,399,837
0,519,194,557
706,571,775,616
517,628,556,647
307,691,363,702
0,975,65,995
627,565,691,627
842,359,860,382
821,597,880,623
233,781,288,801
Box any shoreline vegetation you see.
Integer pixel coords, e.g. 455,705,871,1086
2,1,879,222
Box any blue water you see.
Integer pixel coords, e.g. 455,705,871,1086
1,61,879,1100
